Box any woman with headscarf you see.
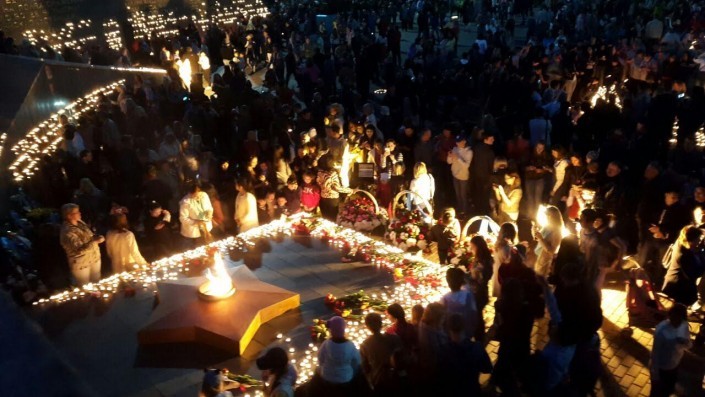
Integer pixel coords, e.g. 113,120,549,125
311,316,364,395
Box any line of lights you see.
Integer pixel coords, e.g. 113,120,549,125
590,84,622,110
24,19,95,53
0,132,7,163
9,80,125,182
31,215,453,387
127,1,269,40
103,19,124,51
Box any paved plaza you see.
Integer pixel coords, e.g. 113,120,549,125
16,237,704,396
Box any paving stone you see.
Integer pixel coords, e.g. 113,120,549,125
613,365,628,378
627,384,642,396
634,373,649,387
627,364,643,378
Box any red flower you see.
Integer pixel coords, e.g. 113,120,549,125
418,234,425,240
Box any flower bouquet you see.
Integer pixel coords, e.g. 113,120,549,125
447,239,475,269
324,290,388,318
225,372,263,389
291,217,322,236
311,319,329,341
384,207,431,251
336,191,388,233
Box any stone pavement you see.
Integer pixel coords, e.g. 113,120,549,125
23,236,705,396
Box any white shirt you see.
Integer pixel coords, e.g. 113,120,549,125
410,173,435,205
105,230,147,273
234,192,259,233
652,320,691,370
179,192,213,238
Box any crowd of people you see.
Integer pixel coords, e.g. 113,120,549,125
5,0,705,395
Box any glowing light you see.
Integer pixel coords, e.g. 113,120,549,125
590,84,621,109
9,80,126,182
198,252,235,299
536,204,548,228
177,58,192,91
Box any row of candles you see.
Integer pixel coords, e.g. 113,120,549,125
22,0,268,55
31,215,453,387
24,19,95,53
669,118,705,149
9,80,125,182
0,133,7,163
103,19,124,52
9,62,167,183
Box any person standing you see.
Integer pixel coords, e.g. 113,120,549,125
179,182,213,248
234,177,259,234
470,130,495,215
524,141,552,219
59,203,104,286
360,313,402,392
105,213,148,274
447,134,473,215
650,304,691,397
534,205,564,277
317,157,352,220
409,162,435,207
446,313,493,396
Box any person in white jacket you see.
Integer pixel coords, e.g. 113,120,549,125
447,135,473,214
234,177,259,234
650,304,691,397
410,162,435,208
179,182,213,248
105,213,148,274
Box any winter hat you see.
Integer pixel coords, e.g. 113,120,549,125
326,316,346,338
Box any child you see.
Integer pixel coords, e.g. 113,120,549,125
256,189,276,225
430,208,461,264
274,193,290,219
300,170,321,213
283,175,302,214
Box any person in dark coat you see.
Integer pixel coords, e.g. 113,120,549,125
470,130,495,215
639,190,692,286
663,226,705,306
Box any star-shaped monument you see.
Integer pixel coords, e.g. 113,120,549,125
138,265,299,355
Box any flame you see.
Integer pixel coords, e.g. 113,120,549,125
199,252,234,298
177,58,192,91
536,204,548,228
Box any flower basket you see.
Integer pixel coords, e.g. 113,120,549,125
385,190,434,251
448,216,500,270
336,189,388,232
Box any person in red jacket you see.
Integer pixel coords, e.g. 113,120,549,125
300,170,321,213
